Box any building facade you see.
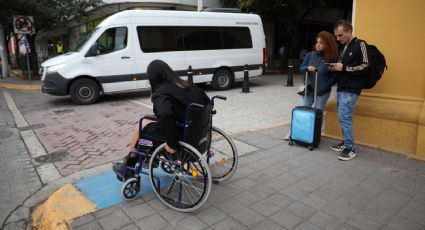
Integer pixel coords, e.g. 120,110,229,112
324,0,425,159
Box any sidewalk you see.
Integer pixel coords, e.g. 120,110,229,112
0,69,41,91
2,74,425,229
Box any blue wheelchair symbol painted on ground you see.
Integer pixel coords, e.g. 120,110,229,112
75,169,171,209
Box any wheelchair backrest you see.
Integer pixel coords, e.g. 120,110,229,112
182,103,213,154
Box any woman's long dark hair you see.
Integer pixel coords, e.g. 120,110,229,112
146,60,189,97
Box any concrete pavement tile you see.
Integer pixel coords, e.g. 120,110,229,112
147,198,168,212
71,213,95,228
119,198,146,209
270,209,303,229
211,217,247,230
251,220,286,230
232,178,258,189
214,198,246,215
93,205,121,219
136,214,168,230
293,179,321,193
280,186,309,201
397,207,425,226
248,183,276,198
6,206,30,223
300,194,328,210
159,208,191,225
250,199,280,217
346,213,382,230
382,215,425,230
308,211,344,230
322,199,357,222
196,206,227,226
98,209,133,230
266,193,294,208
230,208,266,228
174,215,207,230
286,201,317,219
124,203,157,221
121,224,141,230
2,221,26,230
74,221,103,230
294,221,323,230
234,191,262,206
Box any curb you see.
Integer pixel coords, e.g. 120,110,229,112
0,82,41,91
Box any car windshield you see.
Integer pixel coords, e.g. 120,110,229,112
70,28,98,52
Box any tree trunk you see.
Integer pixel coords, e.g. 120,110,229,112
0,23,10,78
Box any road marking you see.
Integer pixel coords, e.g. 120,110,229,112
129,99,153,109
3,91,29,127
3,91,61,184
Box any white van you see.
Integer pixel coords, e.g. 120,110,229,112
41,10,266,104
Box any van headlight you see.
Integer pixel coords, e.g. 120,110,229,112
47,63,66,73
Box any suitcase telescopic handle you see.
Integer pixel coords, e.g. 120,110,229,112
305,70,319,109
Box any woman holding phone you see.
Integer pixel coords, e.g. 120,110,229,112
285,31,338,140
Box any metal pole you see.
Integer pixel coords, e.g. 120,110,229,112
286,59,293,87
242,64,250,93
187,65,193,85
25,35,31,80
197,0,203,11
0,22,9,78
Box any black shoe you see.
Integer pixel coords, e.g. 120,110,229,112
112,156,137,181
337,148,356,161
330,142,345,152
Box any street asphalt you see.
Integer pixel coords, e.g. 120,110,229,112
1,72,425,230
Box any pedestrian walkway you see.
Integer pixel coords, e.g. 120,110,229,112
0,92,42,229
0,69,41,91
2,73,425,230
29,124,425,230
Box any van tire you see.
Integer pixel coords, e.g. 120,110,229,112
212,69,232,90
69,78,100,105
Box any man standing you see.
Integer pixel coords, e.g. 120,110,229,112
329,20,369,161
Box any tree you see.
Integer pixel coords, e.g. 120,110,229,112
0,0,102,76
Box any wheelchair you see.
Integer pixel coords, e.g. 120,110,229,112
115,95,238,212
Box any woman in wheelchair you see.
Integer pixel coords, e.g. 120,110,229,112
113,60,210,179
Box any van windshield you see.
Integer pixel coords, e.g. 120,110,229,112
70,28,98,52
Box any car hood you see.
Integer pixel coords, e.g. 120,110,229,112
41,52,79,67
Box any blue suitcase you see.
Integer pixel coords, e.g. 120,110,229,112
289,71,323,150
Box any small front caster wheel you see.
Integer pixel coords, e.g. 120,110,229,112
121,177,140,201
308,146,314,151
288,141,293,146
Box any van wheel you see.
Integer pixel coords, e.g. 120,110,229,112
212,69,232,90
69,78,100,105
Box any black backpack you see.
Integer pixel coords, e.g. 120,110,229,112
364,43,387,89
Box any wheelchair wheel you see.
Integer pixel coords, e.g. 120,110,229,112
121,177,140,201
208,126,238,183
149,142,212,212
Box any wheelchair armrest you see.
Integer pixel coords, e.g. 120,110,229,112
142,114,158,121
189,103,204,108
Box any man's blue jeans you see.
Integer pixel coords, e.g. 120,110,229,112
301,92,331,112
336,92,359,150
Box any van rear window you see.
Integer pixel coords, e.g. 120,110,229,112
137,26,252,53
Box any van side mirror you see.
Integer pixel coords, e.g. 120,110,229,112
85,43,99,57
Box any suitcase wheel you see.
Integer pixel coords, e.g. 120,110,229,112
308,146,314,151
288,141,293,146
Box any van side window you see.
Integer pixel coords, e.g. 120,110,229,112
97,27,127,55
182,27,221,50
137,26,252,53
137,27,183,53
222,27,252,49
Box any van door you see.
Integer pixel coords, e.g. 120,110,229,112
88,26,137,93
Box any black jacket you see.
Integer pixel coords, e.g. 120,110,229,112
336,37,369,95
152,83,210,149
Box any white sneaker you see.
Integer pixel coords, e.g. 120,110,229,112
284,133,291,141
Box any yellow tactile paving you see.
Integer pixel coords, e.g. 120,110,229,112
31,184,97,230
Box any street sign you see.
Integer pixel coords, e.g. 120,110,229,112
13,16,36,34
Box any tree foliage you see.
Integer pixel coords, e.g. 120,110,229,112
0,0,102,36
